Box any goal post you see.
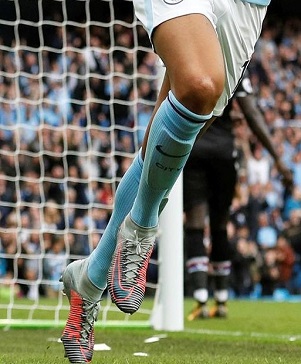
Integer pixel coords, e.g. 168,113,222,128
0,0,184,331
152,174,184,331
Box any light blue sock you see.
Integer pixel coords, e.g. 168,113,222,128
131,91,212,228
87,151,143,289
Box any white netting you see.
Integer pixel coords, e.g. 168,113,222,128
0,0,160,327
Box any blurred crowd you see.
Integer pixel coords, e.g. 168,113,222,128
225,16,301,299
0,9,301,300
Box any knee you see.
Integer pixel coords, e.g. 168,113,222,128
174,74,224,115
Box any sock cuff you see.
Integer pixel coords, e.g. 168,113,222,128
211,261,232,276
168,91,213,122
193,288,208,303
186,256,209,273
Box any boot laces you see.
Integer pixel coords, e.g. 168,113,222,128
123,230,155,282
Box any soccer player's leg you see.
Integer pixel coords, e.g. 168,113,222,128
184,161,210,320
61,152,144,362
209,261,231,318
208,158,237,318
108,13,224,314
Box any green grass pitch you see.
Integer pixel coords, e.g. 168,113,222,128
0,298,300,364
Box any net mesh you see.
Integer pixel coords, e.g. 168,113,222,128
0,0,159,327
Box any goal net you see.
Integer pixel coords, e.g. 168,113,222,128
0,0,183,329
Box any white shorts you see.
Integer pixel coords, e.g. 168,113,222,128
133,0,267,116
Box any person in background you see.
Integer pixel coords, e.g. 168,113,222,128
184,73,293,320
275,234,295,291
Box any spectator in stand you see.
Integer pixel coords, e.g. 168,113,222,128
37,101,61,127
256,211,278,250
46,165,66,205
78,127,101,179
282,127,299,168
130,77,157,146
22,52,39,76
136,103,153,146
17,100,39,145
0,144,17,178
0,216,18,281
70,216,90,257
283,208,301,257
0,101,17,142
0,170,15,226
293,93,301,117
116,133,135,154
98,154,118,180
264,181,283,214
91,207,109,231
27,206,42,230
290,150,301,189
96,182,114,206
246,183,269,241
67,164,90,218
275,234,295,291
104,62,131,128
47,74,73,123
260,248,279,296
22,231,41,300
247,143,270,186
19,211,32,246
83,34,109,77
20,170,41,205
117,156,133,179
113,26,134,75
43,234,67,297
231,236,259,297
42,200,64,232
269,207,285,234
282,185,301,221
0,210,28,296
